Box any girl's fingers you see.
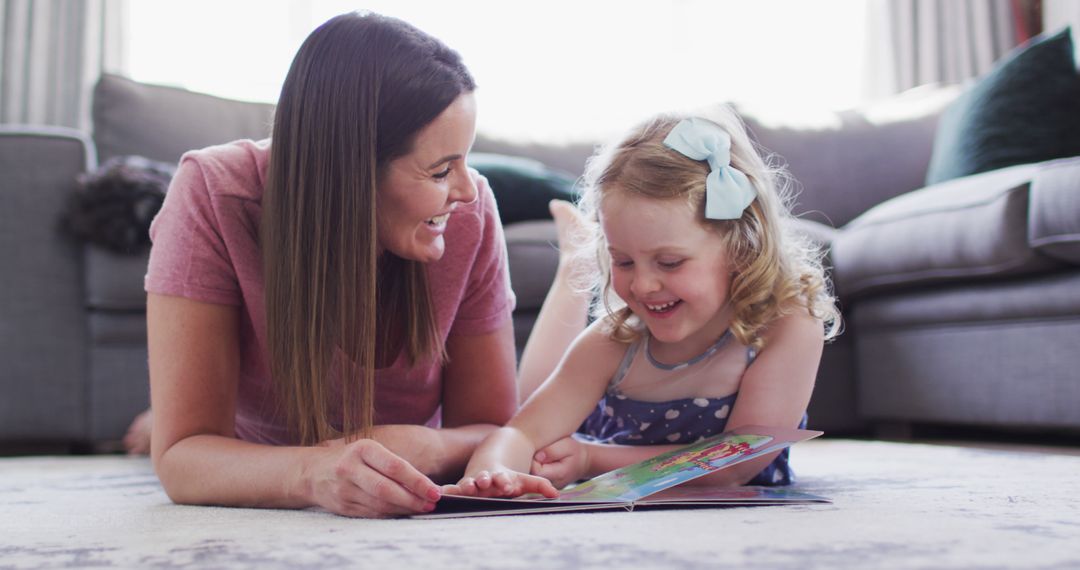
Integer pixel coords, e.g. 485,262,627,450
473,470,493,490
491,471,515,494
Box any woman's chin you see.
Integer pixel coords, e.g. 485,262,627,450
405,236,446,263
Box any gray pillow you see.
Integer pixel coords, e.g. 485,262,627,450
92,74,274,165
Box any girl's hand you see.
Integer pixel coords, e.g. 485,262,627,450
531,435,590,489
304,439,442,518
442,469,559,499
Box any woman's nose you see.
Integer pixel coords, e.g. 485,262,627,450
451,167,479,205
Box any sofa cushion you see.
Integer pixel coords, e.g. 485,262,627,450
470,153,576,225
504,220,558,312
852,270,1080,329
925,28,1080,186
85,247,151,311
738,84,958,228
831,163,1062,298
1029,157,1080,264
93,74,275,165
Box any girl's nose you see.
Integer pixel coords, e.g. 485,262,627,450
631,269,661,298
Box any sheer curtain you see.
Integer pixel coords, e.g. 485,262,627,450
0,0,124,130
865,0,1038,98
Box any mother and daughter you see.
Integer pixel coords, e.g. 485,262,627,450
136,11,838,517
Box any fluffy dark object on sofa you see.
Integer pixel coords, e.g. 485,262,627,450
63,155,175,254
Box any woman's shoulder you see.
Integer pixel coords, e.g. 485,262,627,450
175,138,271,202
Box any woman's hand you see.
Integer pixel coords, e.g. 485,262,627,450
369,424,445,477
530,435,590,489
442,468,558,499
304,438,443,518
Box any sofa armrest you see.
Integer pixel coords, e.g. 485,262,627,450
831,163,1063,298
1029,156,1080,265
0,126,94,441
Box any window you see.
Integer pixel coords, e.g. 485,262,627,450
125,0,868,143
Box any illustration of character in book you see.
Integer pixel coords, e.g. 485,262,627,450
559,433,772,502
654,437,755,474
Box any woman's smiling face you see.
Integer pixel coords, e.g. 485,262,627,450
376,92,478,263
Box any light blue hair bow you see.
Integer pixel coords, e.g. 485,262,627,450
662,117,756,220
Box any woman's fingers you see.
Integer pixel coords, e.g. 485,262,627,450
343,441,439,513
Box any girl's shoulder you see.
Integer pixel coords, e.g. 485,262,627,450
561,316,639,373
758,306,827,354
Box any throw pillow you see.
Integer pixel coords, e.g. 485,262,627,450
469,152,577,225
925,27,1080,186
63,155,176,254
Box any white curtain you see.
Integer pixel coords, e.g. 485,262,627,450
866,0,1021,98
1043,0,1080,42
0,0,124,130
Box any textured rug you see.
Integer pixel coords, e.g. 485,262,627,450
2,439,1079,569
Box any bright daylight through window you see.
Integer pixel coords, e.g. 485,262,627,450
124,0,868,143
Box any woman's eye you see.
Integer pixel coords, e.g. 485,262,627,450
433,166,452,180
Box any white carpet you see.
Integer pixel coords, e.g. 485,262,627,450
2,439,1079,569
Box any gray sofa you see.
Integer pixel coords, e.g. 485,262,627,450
3,74,1079,450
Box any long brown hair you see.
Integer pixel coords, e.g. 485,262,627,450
262,12,476,445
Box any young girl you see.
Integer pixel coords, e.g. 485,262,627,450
447,108,840,498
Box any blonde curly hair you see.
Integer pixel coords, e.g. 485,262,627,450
573,106,840,349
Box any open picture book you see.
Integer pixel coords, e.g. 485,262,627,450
415,425,829,519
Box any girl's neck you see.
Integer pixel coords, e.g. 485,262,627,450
646,305,734,365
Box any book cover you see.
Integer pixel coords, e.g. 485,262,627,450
415,425,827,519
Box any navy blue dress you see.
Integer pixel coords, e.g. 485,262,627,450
579,330,805,486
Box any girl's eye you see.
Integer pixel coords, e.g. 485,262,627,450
612,259,633,268
433,166,452,180
659,260,684,269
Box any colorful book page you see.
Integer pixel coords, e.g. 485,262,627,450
557,431,773,502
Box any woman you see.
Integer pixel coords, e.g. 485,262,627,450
142,12,517,518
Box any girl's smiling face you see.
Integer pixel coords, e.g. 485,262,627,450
601,190,736,356
376,93,478,263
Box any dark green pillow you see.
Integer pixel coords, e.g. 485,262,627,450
925,27,1080,186
469,152,577,225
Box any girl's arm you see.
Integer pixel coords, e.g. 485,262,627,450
149,294,440,518
708,309,823,485
419,321,519,480
316,323,519,485
535,310,825,487
448,319,627,497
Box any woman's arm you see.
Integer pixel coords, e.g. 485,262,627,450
149,294,440,517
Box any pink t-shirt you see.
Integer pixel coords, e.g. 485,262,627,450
145,139,515,445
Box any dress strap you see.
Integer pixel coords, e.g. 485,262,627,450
746,345,758,366
608,339,642,391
